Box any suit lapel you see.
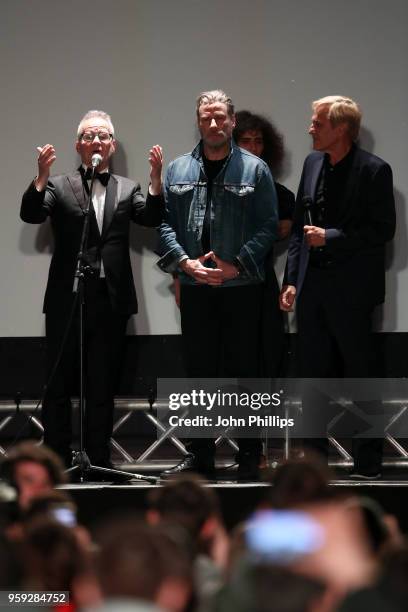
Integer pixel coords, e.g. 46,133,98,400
309,155,324,202
102,174,118,237
297,155,324,295
67,170,119,238
67,171,100,238
67,171,88,212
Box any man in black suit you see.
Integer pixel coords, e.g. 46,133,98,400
280,96,395,478
21,110,164,469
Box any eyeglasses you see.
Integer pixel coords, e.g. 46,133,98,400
80,131,113,143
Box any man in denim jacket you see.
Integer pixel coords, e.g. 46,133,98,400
158,90,278,480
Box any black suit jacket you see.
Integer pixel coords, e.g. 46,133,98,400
285,146,395,308
21,170,164,315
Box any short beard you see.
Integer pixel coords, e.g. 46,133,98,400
202,136,229,151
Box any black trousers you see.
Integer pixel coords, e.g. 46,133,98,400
43,279,128,465
296,266,382,472
180,284,263,459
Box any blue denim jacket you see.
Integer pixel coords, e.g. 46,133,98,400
157,141,278,286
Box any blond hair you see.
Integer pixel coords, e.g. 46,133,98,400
313,95,361,141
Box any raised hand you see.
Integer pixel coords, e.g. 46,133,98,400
148,145,163,195
35,144,56,191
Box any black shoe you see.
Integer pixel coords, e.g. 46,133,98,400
236,452,260,482
161,454,215,479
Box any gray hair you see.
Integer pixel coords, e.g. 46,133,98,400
196,90,234,117
77,109,115,139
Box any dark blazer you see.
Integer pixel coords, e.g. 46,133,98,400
21,170,164,315
285,146,395,308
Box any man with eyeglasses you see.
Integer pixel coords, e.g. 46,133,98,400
20,110,164,474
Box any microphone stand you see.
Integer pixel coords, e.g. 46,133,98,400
67,163,157,484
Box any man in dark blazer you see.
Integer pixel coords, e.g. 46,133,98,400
21,110,164,469
280,96,395,478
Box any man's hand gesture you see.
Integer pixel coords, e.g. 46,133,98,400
35,144,56,191
180,254,223,286
180,251,242,285
148,145,163,196
205,251,240,282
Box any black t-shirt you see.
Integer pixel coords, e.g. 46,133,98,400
201,155,228,253
309,145,356,268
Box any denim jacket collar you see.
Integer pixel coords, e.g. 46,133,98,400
191,139,239,174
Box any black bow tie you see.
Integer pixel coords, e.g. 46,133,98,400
81,167,110,186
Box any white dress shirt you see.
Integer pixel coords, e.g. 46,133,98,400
83,165,109,278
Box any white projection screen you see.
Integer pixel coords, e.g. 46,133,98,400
1,0,407,337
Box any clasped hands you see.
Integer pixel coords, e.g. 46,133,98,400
180,251,239,285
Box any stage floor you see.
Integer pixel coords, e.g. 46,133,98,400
61,470,408,534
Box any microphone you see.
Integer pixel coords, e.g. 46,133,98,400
303,196,313,226
91,153,102,168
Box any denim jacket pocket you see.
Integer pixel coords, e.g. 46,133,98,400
169,183,196,195
222,183,255,221
168,182,202,234
214,183,255,249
